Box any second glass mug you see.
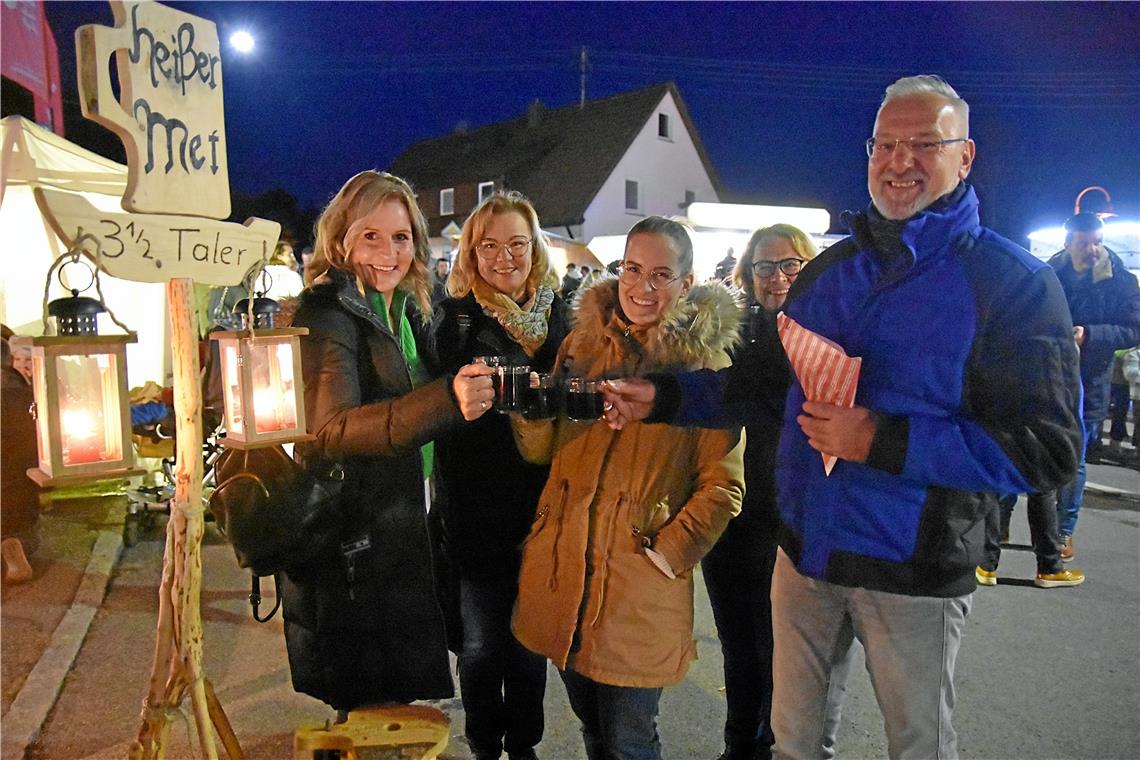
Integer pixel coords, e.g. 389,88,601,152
565,377,604,422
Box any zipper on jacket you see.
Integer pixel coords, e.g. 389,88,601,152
547,480,570,591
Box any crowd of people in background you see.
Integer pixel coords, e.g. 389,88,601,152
4,71,1138,760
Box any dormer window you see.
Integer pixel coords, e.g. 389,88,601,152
478,181,495,203
658,113,672,140
440,188,455,215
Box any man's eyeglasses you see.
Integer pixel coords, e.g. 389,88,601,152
752,258,805,278
475,238,533,260
617,262,681,290
865,137,967,159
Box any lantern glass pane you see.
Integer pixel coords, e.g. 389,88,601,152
54,352,122,465
222,342,244,436
32,354,50,465
249,341,298,434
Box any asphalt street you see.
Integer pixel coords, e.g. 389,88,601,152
10,465,1134,760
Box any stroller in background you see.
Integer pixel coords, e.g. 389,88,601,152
123,347,226,546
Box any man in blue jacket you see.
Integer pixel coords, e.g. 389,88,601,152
602,75,1082,759
1049,212,1140,560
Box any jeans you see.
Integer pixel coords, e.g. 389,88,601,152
1057,419,1098,537
458,574,547,758
770,550,972,760
983,492,1062,575
559,668,663,760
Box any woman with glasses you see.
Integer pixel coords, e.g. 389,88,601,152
282,171,489,715
430,191,570,760
705,224,850,760
510,216,745,760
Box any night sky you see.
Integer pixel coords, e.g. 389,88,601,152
43,1,1140,244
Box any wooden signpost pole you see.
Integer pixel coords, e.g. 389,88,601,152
134,278,217,759
40,3,281,757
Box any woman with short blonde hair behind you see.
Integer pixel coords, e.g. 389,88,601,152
711,222,857,760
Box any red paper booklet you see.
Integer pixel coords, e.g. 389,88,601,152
777,312,862,475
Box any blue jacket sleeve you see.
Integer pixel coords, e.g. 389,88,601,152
866,265,1082,496
655,324,790,430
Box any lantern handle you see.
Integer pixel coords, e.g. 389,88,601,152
241,240,270,338
41,232,133,336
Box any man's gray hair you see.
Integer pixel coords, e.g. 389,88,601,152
882,75,970,134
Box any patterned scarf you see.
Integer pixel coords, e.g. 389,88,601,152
471,277,554,357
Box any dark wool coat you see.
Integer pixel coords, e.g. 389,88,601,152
282,268,461,710
430,291,571,580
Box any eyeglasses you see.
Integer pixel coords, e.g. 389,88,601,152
865,137,967,159
752,258,805,278
475,238,532,260
616,262,681,290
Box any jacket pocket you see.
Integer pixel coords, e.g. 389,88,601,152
630,495,672,547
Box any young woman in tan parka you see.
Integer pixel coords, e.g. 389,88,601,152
511,216,746,759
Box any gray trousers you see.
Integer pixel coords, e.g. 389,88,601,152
770,549,972,760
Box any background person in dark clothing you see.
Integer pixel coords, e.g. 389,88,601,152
560,262,582,299
1,326,39,584
705,225,851,760
1048,212,1140,559
431,191,570,760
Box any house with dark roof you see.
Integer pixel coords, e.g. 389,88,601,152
388,82,722,252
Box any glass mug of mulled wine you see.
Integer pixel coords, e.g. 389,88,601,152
565,377,605,422
522,372,560,420
493,364,530,413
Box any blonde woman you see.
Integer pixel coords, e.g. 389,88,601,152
284,170,488,713
431,191,570,760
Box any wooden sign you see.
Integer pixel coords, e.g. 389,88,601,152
35,188,279,286
76,0,230,219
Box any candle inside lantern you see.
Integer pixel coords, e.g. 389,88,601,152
61,407,102,464
251,342,298,434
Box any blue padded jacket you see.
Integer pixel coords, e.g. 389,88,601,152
666,185,1082,597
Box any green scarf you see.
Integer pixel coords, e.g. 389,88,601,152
367,289,433,479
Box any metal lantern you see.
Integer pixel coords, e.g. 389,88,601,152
16,292,142,486
211,295,311,448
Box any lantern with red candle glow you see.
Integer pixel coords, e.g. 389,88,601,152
14,291,142,485
211,294,311,448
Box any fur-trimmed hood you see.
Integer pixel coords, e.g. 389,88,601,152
568,277,742,372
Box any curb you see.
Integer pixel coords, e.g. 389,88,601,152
1,529,123,759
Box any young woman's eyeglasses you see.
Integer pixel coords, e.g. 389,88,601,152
475,238,532,259
617,262,681,290
752,258,805,278
865,137,967,159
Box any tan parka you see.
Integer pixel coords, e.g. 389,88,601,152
511,278,746,688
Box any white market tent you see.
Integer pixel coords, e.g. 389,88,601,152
1,115,169,387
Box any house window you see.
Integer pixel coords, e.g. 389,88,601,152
440,188,455,215
478,181,495,203
625,180,640,212
684,190,696,208
658,113,671,139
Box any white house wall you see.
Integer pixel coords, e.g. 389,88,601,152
582,91,720,244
